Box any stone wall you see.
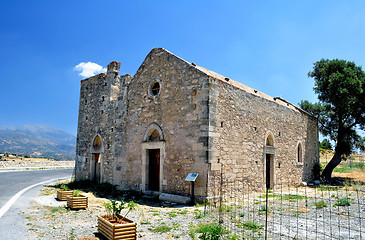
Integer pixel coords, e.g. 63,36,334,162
0,160,75,169
75,48,318,200
114,49,211,196
75,61,122,183
207,77,318,196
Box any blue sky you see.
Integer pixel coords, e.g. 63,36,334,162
1,1,365,136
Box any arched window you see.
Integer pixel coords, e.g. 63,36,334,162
148,129,160,141
297,143,302,162
93,135,102,150
266,134,274,146
143,123,164,142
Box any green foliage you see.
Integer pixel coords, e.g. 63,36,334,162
103,199,137,220
24,155,30,158
150,223,172,233
218,204,232,213
67,229,76,240
318,186,340,191
72,189,81,197
168,212,178,218
314,200,327,209
195,223,229,240
334,198,351,207
194,210,205,219
350,162,365,169
258,205,267,214
241,221,263,232
60,184,69,191
333,165,352,173
301,59,365,156
319,139,332,150
178,209,189,215
258,193,307,201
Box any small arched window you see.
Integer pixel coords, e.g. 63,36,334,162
297,143,302,162
266,134,274,146
93,136,102,150
148,129,160,141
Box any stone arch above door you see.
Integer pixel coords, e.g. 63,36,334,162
143,123,164,142
91,134,104,153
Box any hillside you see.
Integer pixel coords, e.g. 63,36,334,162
0,125,76,160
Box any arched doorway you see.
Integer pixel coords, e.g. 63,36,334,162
264,133,275,189
90,135,103,183
142,123,165,193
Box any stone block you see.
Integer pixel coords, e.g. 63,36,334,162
159,193,191,205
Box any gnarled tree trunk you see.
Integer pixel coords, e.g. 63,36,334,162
321,152,342,183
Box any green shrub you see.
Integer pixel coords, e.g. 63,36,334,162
72,189,81,197
314,200,327,209
241,221,263,232
103,199,137,220
60,184,69,191
334,198,351,207
196,223,228,240
150,223,172,233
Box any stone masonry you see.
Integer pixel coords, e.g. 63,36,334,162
75,48,319,200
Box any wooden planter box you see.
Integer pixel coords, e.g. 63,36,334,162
57,189,73,201
67,195,88,209
98,215,137,240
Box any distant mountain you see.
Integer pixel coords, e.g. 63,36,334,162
0,125,76,160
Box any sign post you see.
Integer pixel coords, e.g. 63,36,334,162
185,173,199,205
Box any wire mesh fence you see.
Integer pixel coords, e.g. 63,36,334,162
201,171,365,239
321,153,365,169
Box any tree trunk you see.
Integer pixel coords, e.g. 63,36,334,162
321,152,342,183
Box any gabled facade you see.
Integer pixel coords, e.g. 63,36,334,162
75,48,319,199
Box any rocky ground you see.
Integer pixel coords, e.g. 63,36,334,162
24,184,211,240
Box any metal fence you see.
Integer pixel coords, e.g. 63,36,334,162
321,154,365,169
202,173,365,239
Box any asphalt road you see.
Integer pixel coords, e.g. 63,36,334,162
0,169,73,239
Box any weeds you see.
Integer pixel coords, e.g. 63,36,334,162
195,223,229,240
334,198,351,207
150,223,172,233
314,200,327,209
241,221,263,232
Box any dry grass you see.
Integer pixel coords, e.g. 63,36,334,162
0,153,56,161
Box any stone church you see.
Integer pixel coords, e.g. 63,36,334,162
75,48,318,199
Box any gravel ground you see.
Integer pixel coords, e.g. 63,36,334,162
24,184,365,240
24,185,210,240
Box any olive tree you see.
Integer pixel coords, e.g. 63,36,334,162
300,59,365,183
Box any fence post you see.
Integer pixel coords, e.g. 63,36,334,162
219,163,223,224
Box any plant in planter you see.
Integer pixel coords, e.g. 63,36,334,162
57,184,73,201
98,199,137,240
67,189,88,209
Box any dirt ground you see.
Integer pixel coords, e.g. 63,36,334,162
332,169,365,183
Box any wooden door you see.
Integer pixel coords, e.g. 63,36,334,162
148,149,160,191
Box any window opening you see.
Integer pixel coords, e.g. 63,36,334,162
148,129,160,141
297,143,302,162
266,134,274,146
93,136,102,150
151,82,160,96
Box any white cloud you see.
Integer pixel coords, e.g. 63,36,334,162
74,62,107,78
